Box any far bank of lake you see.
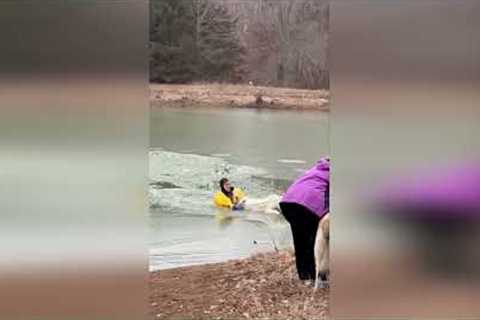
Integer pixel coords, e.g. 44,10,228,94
150,83,330,111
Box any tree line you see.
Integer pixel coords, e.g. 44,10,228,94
150,0,329,89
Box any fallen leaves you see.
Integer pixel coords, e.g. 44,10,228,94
150,250,329,319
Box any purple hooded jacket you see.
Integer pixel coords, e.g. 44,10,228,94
281,157,330,218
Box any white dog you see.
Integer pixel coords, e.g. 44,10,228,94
314,213,330,290
243,194,282,215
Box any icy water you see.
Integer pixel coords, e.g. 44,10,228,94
149,107,329,270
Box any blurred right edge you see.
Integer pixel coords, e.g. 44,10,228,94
331,1,480,318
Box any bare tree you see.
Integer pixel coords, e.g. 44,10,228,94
223,0,329,89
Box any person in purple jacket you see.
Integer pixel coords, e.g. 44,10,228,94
280,156,330,281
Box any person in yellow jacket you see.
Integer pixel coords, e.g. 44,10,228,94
214,178,246,210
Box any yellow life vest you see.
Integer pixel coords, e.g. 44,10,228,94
213,188,246,209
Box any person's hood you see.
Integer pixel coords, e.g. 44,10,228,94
316,157,330,171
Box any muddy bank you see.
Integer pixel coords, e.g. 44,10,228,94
150,84,329,111
150,250,329,320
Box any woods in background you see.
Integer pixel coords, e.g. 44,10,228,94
150,0,329,89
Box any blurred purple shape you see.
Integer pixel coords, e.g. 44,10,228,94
377,161,480,220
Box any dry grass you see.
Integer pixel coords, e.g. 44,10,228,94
150,83,329,111
150,250,329,320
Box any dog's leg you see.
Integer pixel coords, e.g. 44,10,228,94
314,214,330,291
314,225,325,290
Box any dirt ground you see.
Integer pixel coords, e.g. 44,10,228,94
150,83,329,111
150,250,329,320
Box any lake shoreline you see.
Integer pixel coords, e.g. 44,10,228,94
150,83,330,111
150,250,329,319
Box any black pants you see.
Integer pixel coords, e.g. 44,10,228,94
280,202,320,281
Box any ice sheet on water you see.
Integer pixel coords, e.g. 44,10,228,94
210,153,231,158
149,188,212,215
149,151,283,212
277,159,307,164
150,151,266,190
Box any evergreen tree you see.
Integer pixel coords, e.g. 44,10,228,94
150,0,196,83
194,1,245,82
150,0,245,83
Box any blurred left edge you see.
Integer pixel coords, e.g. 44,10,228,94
0,1,149,320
